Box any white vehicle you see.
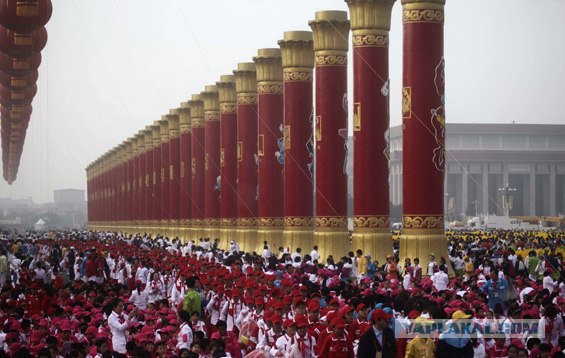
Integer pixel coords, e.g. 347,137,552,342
467,215,541,230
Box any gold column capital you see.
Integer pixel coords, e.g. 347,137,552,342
233,62,257,96
309,11,350,54
179,102,191,134
401,0,445,23
189,95,204,128
217,75,236,113
126,137,134,161
159,116,170,142
278,31,315,82
151,122,161,148
253,48,283,85
143,127,152,151
201,85,220,121
346,0,396,33
168,112,180,138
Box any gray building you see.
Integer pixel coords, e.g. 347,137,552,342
389,123,565,219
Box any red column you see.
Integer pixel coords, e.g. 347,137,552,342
217,76,238,249
159,117,170,234
254,48,284,248
168,111,181,237
278,31,315,251
134,132,144,230
152,123,162,232
234,62,259,251
309,11,351,259
202,86,221,241
124,140,132,230
401,0,448,267
143,128,154,232
347,0,395,264
190,95,205,240
179,103,192,239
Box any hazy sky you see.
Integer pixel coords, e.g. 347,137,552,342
1,0,564,203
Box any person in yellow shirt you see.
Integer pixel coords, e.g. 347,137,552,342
356,249,368,278
405,316,435,358
463,256,474,282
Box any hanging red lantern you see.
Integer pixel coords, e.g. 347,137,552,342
0,25,47,57
0,51,41,75
0,0,52,33
0,69,38,88
0,103,32,118
0,83,37,103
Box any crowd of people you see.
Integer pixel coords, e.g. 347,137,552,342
0,228,563,357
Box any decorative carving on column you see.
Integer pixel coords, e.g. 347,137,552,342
346,0,396,264
201,85,221,241
254,48,284,251
217,75,238,249
400,0,448,269
234,62,259,251
278,30,316,252
309,11,351,260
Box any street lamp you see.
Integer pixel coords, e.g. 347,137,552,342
444,192,451,221
498,183,517,217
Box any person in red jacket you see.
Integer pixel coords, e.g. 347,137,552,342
348,303,372,341
319,317,354,358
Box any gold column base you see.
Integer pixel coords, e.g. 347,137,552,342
399,229,449,272
257,227,284,253
314,228,351,263
189,227,205,242
203,226,221,241
236,227,258,253
283,227,314,256
220,226,237,251
351,229,393,268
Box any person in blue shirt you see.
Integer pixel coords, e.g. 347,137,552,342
481,268,509,310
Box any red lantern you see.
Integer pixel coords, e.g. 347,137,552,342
0,0,52,33
0,103,32,118
0,51,41,75
0,83,37,103
0,69,38,88
0,26,47,57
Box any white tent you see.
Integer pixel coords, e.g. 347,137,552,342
34,218,47,231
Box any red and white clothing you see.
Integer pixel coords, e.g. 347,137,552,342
205,294,228,325
295,332,317,358
257,328,284,351
175,322,194,351
318,333,354,358
270,333,296,357
221,298,244,331
170,279,186,306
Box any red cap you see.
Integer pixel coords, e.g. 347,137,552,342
356,303,367,311
331,317,346,328
271,314,283,324
295,316,309,328
371,309,393,321
283,319,296,328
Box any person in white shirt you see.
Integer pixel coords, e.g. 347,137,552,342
294,316,316,358
403,267,413,290
135,262,149,285
291,248,302,262
543,271,558,294
310,246,320,263
270,320,297,357
432,266,449,291
129,281,149,310
427,255,437,276
176,310,194,351
108,299,137,354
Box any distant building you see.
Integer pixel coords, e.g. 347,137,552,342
54,189,85,206
389,123,565,219
53,189,86,228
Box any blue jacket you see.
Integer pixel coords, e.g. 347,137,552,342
481,277,508,309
